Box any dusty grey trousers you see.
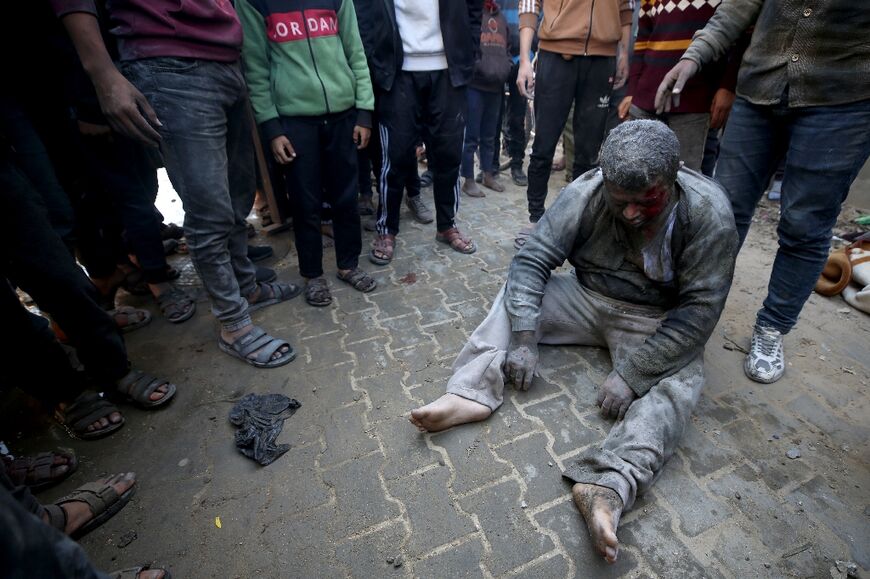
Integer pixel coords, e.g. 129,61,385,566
446,274,705,510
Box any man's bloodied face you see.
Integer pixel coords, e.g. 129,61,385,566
603,180,673,229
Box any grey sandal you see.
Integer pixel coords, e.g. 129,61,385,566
304,278,332,306
56,391,124,440
43,473,137,539
115,370,177,409
218,326,295,368
336,268,377,292
246,280,302,313
111,306,152,334
156,287,196,324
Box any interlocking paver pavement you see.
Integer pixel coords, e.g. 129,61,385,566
15,169,869,578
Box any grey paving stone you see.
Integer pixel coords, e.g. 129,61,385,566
387,466,476,557
376,419,440,481
336,308,388,345
411,537,485,579
513,375,565,406
356,370,412,424
522,395,599,456
392,344,440,375
533,499,639,578
368,288,416,319
459,479,555,576
323,453,400,536
492,432,568,509
415,288,456,327
331,283,376,314
293,305,341,339
787,394,870,450
347,338,392,378
428,320,470,358
304,361,356,406
708,521,777,579
789,475,870,569
298,332,354,367
320,403,380,467
545,363,601,402
334,521,410,579
718,390,807,438
430,427,512,495
255,504,344,578
707,464,813,555
441,278,482,306
680,421,744,478
537,344,584,370
619,508,720,579
508,553,570,578
655,454,733,537
695,394,739,425
483,398,538,444
719,419,808,491
379,314,431,349
262,443,331,518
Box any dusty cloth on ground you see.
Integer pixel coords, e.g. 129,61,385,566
229,393,301,466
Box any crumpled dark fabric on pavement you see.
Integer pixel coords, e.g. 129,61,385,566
228,393,301,465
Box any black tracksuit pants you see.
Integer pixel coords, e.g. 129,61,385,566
279,110,362,279
527,50,614,222
493,62,527,170
376,70,466,235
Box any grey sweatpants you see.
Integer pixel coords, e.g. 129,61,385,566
446,274,705,510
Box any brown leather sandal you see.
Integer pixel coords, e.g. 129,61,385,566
370,233,396,265
435,227,476,254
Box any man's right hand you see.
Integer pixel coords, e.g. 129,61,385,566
617,96,632,120
503,330,538,390
93,69,162,147
516,61,535,99
271,136,296,164
654,59,700,114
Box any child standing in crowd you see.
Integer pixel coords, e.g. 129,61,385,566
461,0,513,198
238,0,377,307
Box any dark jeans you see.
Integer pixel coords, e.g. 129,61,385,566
0,97,76,249
493,62,527,169
0,463,109,579
462,88,502,177
377,70,466,235
279,110,362,278
527,51,614,222
76,132,168,284
0,160,128,393
716,96,870,332
123,58,257,331
701,127,720,178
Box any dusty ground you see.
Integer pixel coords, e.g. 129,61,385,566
4,164,869,578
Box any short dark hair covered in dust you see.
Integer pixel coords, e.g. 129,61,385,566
599,120,681,192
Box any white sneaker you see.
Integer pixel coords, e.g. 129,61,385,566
744,324,785,383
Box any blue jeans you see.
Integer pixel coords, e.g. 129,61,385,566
123,58,257,331
716,96,870,333
462,88,502,178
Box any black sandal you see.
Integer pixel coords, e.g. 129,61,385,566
55,391,124,440
218,326,295,368
115,369,177,409
156,286,196,324
304,278,332,306
246,281,303,313
2,450,78,491
336,268,377,292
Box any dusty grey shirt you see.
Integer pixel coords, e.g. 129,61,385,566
505,168,738,396
680,0,870,108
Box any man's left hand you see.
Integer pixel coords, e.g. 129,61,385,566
597,371,637,420
353,126,371,150
612,54,629,90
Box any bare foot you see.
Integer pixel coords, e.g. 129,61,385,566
409,394,491,432
42,472,136,535
572,483,623,563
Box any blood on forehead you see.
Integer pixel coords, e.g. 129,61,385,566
639,184,670,219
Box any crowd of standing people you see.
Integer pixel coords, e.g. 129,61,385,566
2,0,868,576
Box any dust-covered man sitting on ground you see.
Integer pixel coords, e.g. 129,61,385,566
411,120,738,563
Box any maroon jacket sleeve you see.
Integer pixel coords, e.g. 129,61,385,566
49,0,98,18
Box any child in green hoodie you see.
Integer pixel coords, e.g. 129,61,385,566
238,0,377,306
